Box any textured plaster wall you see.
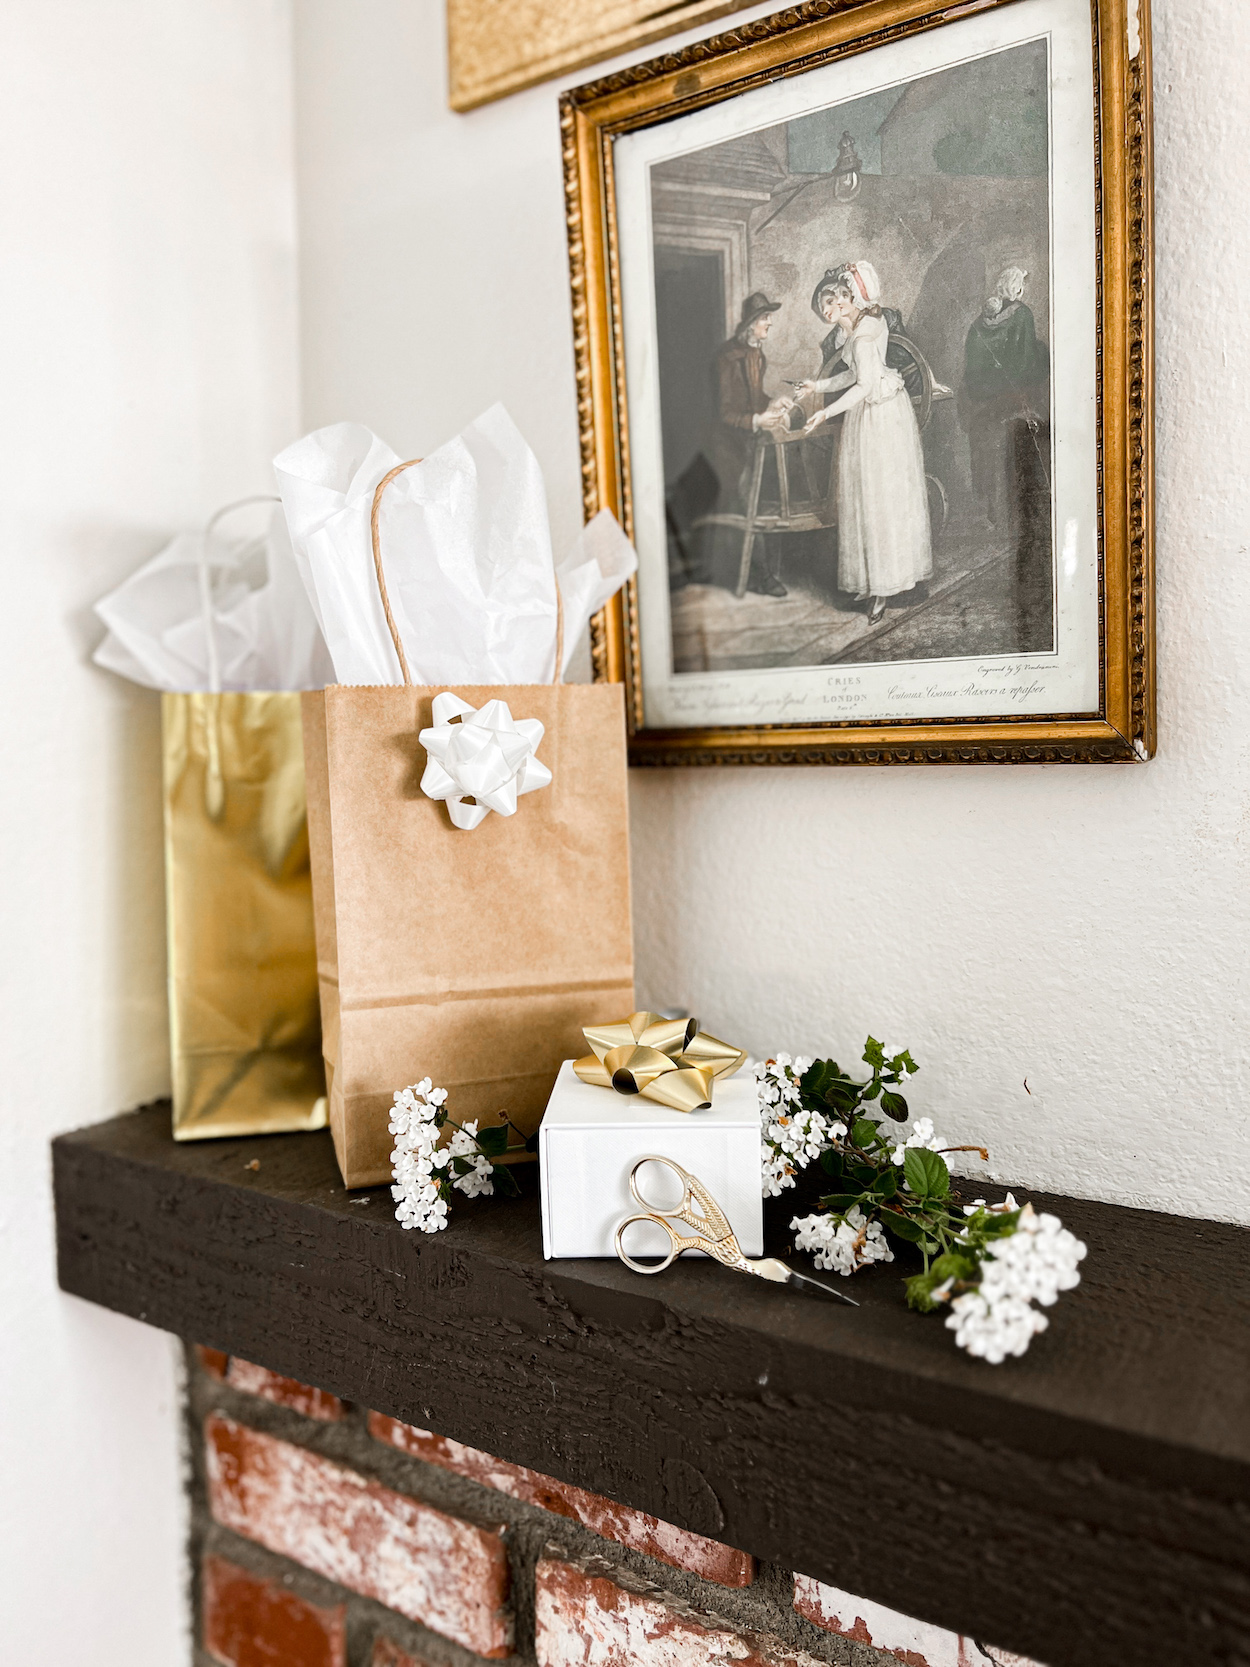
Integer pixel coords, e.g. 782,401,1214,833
292,0,1250,1225
0,3,301,1659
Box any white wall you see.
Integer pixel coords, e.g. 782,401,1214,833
0,3,300,1659
293,0,1250,1225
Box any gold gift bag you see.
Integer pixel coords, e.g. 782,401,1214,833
301,464,634,1188
164,691,326,1140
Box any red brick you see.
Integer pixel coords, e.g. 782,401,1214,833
371,1639,432,1667
205,1415,511,1658
793,1576,1049,1667
197,1345,230,1380
227,1359,346,1421
202,1553,345,1667
369,1414,754,1588
535,1556,821,1666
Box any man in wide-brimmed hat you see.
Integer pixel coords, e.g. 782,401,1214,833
705,291,793,595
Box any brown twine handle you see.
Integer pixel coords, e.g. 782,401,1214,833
370,461,419,686
553,566,564,685
369,458,566,689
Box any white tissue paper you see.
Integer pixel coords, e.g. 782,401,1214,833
93,504,333,692
272,403,636,687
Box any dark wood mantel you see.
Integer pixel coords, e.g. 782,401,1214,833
53,1105,1250,1667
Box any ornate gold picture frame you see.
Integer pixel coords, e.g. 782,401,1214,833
446,0,758,111
563,0,1154,766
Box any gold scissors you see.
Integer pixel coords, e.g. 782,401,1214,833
613,1155,858,1306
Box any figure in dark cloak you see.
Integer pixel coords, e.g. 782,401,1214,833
960,266,1051,535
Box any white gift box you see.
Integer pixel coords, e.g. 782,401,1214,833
538,1059,763,1259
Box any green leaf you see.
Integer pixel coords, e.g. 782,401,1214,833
861,1080,882,1102
489,1162,520,1198
903,1147,950,1200
879,1090,909,1123
904,1254,972,1311
902,1147,928,1195
851,1118,878,1149
450,1154,473,1176
963,1207,1021,1242
819,1149,844,1178
904,1270,941,1311
862,1036,886,1072
870,1169,898,1199
802,1059,859,1118
849,1163,878,1187
892,1048,919,1078
800,1058,840,1098
475,1124,510,1157
523,1131,541,1154
881,1210,926,1243
929,1251,978,1284
818,1192,868,1214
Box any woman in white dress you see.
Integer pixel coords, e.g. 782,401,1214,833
797,262,932,623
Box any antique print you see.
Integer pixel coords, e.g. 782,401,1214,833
654,40,1054,674
573,0,1152,759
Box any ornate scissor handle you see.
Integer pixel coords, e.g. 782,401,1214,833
628,1155,736,1242
613,1212,704,1274
628,1154,689,1211
618,1157,752,1276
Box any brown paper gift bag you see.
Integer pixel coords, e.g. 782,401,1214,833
164,690,326,1140
301,462,634,1187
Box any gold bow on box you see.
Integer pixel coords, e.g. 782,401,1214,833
573,1011,747,1114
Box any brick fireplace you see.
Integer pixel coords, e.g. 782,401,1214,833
188,1346,1038,1667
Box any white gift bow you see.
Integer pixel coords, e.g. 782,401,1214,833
419,692,552,831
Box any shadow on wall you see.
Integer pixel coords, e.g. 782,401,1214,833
106,680,169,1086
62,525,172,1099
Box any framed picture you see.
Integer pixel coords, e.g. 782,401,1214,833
562,0,1154,765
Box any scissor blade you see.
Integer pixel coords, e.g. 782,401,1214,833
786,1269,859,1307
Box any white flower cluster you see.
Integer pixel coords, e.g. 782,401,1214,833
389,1078,494,1233
448,1125,496,1198
891,1116,944,1167
791,1205,894,1276
755,1054,846,1196
943,1199,1087,1363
